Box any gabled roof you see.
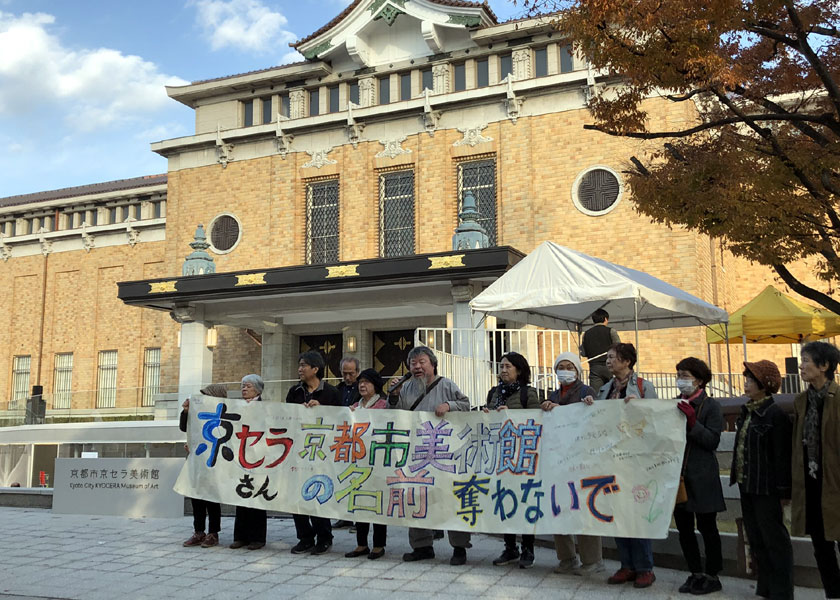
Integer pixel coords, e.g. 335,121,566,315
0,174,167,210
291,0,498,49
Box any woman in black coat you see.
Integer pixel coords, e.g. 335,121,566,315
673,358,726,595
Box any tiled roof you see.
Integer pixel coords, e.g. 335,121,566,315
0,174,167,210
291,0,498,48
190,61,310,85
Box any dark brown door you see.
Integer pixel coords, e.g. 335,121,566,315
372,330,414,378
299,334,343,379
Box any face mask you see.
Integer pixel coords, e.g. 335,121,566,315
676,378,697,396
556,369,577,384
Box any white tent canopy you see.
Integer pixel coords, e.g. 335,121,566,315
470,241,729,331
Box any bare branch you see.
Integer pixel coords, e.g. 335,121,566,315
773,264,840,314
629,156,651,176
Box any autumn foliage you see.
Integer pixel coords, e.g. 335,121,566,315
518,0,840,313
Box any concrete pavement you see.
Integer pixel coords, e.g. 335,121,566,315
0,507,824,599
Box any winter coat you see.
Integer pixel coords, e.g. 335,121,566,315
549,380,596,406
597,371,657,400
485,384,541,410
285,382,340,406
729,395,792,497
680,390,726,513
791,380,840,538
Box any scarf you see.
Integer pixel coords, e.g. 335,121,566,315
493,381,521,409
804,381,830,479
735,395,769,484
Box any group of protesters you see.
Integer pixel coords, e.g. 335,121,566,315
178,310,840,600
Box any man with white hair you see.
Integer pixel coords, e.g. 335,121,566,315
388,346,471,565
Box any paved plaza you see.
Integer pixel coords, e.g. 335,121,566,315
0,507,824,600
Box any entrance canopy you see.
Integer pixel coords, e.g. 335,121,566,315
706,285,840,344
470,241,729,331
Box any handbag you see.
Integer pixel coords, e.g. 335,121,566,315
675,397,705,506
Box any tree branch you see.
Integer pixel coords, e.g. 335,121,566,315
773,263,840,314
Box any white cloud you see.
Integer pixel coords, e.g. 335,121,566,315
191,0,297,54
281,49,305,64
0,11,188,131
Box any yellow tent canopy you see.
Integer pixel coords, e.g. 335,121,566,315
707,285,840,344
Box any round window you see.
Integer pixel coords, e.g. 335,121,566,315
572,166,623,216
208,214,241,254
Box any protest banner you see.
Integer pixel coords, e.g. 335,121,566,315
174,397,685,538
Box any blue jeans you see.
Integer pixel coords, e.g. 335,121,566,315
615,537,653,571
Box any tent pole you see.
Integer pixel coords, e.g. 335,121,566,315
634,297,640,371
742,334,748,362
725,323,733,396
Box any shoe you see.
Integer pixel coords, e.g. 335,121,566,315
229,540,246,549
183,531,206,547
554,557,582,575
633,571,656,588
492,547,520,566
312,540,332,555
577,560,605,576
680,574,703,593
519,548,535,569
334,519,353,528
607,567,636,584
290,540,315,554
247,541,265,550
403,547,435,562
450,546,467,566
368,548,385,560
345,547,370,558
201,533,219,548
690,574,722,595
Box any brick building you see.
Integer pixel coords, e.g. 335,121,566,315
0,0,821,419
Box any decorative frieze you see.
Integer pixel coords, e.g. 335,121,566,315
512,48,532,81
302,148,337,169
289,89,307,119
81,222,95,252
376,136,411,159
432,64,451,95
454,124,493,147
358,77,376,108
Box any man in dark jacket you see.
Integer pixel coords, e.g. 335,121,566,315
286,351,340,555
580,309,620,391
336,356,361,407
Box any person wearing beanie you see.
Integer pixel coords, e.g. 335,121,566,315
791,341,840,598
541,352,602,577
730,360,794,599
345,368,389,560
231,374,268,550
180,384,228,549
484,352,541,569
672,357,725,595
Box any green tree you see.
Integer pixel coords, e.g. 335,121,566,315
517,0,840,313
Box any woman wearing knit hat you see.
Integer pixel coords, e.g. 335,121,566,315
541,352,604,577
180,383,229,548
485,352,541,569
730,360,794,599
345,368,389,560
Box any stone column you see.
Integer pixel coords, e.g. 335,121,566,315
261,326,299,402
178,320,214,400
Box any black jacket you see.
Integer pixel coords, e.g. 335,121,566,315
729,396,793,498
285,381,341,406
681,391,726,513
336,381,361,407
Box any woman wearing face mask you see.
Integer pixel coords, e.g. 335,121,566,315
484,352,541,569
540,352,603,576
673,358,726,595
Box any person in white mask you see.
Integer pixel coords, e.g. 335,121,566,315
540,352,604,576
673,357,726,595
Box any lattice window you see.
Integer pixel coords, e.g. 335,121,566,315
10,355,30,410
52,353,73,410
306,180,340,264
457,159,497,245
380,170,415,258
142,348,161,407
210,214,241,253
96,350,118,409
574,167,622,214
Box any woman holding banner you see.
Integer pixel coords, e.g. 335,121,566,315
345,368,389,560
594,343,658,588
541,352,603,576
231,374,269,550
485,351,541,569
180,383,228,549
672,357,725,595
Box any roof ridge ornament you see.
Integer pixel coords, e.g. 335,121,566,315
452,190,490,250
183,224,216,276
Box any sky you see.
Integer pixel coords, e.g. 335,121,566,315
0,0,525,198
